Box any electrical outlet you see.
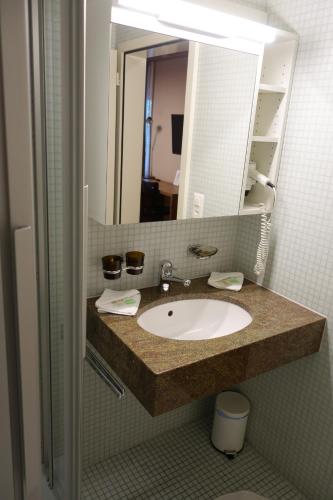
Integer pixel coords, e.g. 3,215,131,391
192,192,204,218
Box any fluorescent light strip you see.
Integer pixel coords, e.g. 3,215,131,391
158,1,276,43
111,7,262,56
116,0,276,44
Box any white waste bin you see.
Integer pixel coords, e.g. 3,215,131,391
211,391,250,457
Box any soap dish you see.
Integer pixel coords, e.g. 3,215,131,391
188,244,218,259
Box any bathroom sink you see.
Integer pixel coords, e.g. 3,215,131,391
88,277,325,414
137,299,252,340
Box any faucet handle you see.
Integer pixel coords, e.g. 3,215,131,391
161,259,173,267
160,260,173,275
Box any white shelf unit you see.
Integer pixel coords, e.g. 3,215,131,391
240,34,298,215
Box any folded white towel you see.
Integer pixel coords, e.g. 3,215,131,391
208,272,244,291
95,289,141,316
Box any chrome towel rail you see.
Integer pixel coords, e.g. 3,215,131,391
86,343,125,399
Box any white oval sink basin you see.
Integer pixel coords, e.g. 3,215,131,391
137,299,252,341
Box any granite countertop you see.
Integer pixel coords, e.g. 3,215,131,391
87,278,325,416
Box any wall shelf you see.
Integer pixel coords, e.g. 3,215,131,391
259,83,287,94
239,37,298,215
239,202,266,216
252,135,280,143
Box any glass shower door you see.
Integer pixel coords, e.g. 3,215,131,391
39,0,86,498
42,0,65,493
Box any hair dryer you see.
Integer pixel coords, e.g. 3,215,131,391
248,164,275,189
247,163,276,276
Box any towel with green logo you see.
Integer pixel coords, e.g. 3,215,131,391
208,272,244,291
95,288,141,315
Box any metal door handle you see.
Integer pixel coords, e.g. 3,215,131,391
14,226,42,500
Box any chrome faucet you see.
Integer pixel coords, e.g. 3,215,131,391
160,260,191,289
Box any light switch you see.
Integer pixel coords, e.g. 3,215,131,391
192,192,205,218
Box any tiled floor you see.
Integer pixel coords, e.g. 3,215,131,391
81,419,305,500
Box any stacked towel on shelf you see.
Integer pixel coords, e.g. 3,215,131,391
95,288,141,316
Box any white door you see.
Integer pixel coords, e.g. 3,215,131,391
121,53,147,224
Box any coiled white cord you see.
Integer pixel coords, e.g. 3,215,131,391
253,187,276,276
254,212,271,275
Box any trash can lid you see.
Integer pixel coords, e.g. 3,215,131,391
216,391,250,418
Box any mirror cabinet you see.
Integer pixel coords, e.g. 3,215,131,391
85,4,298,225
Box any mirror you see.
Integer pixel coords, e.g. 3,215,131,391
85,21,260,225
117,25,258,224
86,7,298,225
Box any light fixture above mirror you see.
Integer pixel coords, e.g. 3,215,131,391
114,0,277,43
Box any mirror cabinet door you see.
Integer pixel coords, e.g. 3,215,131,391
178,43,258,219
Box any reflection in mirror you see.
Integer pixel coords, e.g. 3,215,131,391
180,44,258,219
115,24,258,224
142,46,188,222
120,39,189,223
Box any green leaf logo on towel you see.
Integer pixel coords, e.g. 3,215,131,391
219,277,241,286
124,298,136,305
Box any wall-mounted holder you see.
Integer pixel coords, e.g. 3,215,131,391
102,251,145,280
102,254,123,280
125,251,145,275
188,244,218,260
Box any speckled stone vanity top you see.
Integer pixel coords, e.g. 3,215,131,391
87,278,325,416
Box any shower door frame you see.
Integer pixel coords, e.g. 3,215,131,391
34,0,87,497
0,0,86,498
0,0,43,498
57,0,86,497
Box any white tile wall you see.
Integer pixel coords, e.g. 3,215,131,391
84,11,263,467
82,346,214,468
235,0,267,7
86,2,333,496
84,215,238,467
43,0,321,495
82,0,271,472
87,216,238,297
235,2,333,499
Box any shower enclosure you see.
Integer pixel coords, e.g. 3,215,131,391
0,0,89,498
37,0,87,497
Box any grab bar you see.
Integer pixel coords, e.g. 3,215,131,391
86,343,125,399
